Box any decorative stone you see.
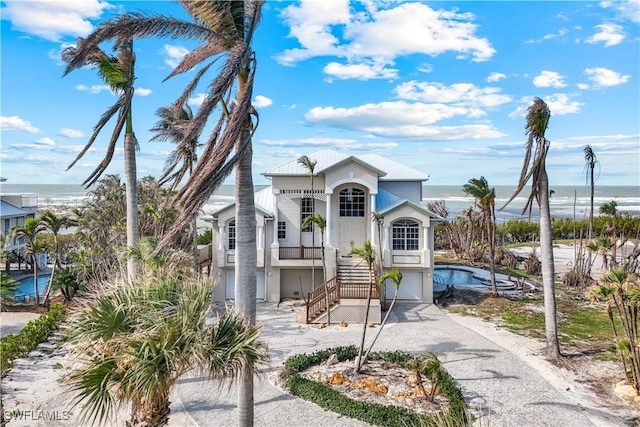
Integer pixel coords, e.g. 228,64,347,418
328,372,351,386
614,382,638,399
340,320,348,327
309,370,328,384
318,323,326,329
368,322,375,328
326,354,339,365
354,376,388,395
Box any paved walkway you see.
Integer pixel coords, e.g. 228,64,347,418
174,302,623,427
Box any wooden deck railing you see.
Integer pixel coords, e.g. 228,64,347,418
279,246,322,260
306,279,380,324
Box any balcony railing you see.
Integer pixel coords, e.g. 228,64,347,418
279,246,322,260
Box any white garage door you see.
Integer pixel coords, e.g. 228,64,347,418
385,271,422,300
225,270,265,300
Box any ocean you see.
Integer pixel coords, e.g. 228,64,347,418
1,183,638,222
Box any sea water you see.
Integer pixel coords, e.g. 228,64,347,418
1,183,638,222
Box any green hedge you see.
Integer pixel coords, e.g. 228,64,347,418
282,345,468,427
0,304,66,376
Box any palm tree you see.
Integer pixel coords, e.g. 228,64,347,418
40,210,75,269
600,201,620,265
360,268,402,370
62,37,140,283
11,218,46,305
298,155,318,292
350,240,375,373
0,272,18,311
150,103,201,274
501,97,560,360
74,4,265,422
463,177,497,296
302,214,329,324
583,146,599,241
65,277,268,426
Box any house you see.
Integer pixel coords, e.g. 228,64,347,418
0,193,38,252
208,149,440,323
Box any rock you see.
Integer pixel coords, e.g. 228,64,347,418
318,323,326,329
614,382,638,399
328,372,351,386
340,320,348,327
634,396,640,403
309,370,328,384
368,322,375,328
326,354,339,365
354,376,388,395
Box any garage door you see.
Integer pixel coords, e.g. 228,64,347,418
225,270,265,300
385,271,422,300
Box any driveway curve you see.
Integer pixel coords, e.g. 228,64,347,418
174,302,613,427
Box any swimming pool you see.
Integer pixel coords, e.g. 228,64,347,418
15,276,50,301
434,267,483,286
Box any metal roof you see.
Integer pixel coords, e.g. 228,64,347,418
0,200,28,217
211,186,274,217
263,149,428,181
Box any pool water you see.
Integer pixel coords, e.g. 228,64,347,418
16,276,50,300
434,268,483,286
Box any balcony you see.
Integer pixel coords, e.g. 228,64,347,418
279,246,322,260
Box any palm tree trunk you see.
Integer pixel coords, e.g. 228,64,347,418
127,398,171,427
235,122,257,426
193,217,200,277
539,168,561,359
355,267,373,373
32,254,39,306
361,286,398,368
124,131,140,283
488,209,497,296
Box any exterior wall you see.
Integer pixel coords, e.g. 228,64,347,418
378,181,422,204
381,204,432,270
324,161,378,194
314,299,381,324
280,268,323,299
272,176,326,192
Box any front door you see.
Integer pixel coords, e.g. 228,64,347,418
337,186,367,256
339,221,366,256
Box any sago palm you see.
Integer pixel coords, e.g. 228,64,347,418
62,37,140,283
501,97,560,359
65,277,268,427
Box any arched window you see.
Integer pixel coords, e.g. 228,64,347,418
339,188,365,217
228,220,236,250
392,219,419,250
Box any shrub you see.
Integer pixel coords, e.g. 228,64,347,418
0,304,66,376
282,345,468,427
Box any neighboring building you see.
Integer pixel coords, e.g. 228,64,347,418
208,149,440,323
0,193,38,252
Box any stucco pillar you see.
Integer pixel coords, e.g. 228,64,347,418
326,193,332,246
218,224,224,250
272,193,279,245
370,194,376,243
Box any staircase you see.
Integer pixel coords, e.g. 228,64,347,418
305,259,379,324
337,257,371,284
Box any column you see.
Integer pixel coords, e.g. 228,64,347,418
272,193,279,245
218,224,224,250
326,193,332,246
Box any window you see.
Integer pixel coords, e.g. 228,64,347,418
301,197,314,232
228,220,236,250
339,188,365,217
278,221,286,239
3,219,9,237
392,219,419,250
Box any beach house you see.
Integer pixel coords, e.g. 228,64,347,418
208,149,439,323
0,193,38,253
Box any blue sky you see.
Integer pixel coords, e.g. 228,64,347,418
1,0,639,187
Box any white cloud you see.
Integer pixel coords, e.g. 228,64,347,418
0,116,41,133
533,71,567,88
323,61,398,80
600,1,640,23
0,0,111,42
188,93,206,107
135,87,152,96
394,81,512,108
584,67,630,87
509,94,583,118
48,42,75,65
275,1,495,75
305,101,506,140
76,84,111,94
261,138,399,151
526,28,569,43
577,83,590,90
34,137,55,146
585,23,625,47
162,44,190,68
487,72,507,82
59,128,86,138
253,95,273,108
418,63,433,73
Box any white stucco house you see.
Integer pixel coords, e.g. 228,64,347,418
208,149,440,323
0,193,38,252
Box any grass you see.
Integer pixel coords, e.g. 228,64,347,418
444,281,619,360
